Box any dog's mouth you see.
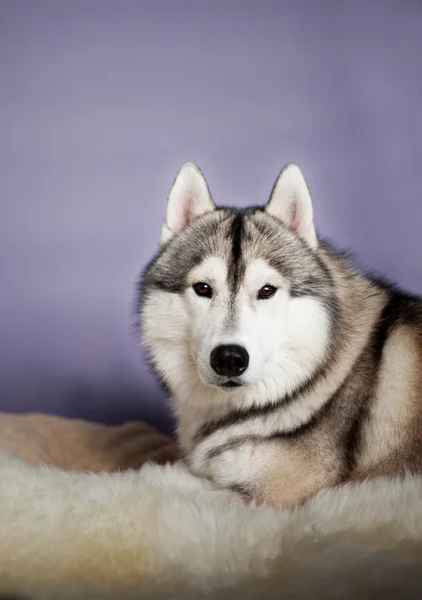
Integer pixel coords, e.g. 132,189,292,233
220,381,243,389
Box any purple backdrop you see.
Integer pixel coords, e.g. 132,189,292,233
1,0,421,434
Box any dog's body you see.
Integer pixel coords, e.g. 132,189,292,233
140,162,422,507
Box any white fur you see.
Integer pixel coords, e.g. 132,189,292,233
143,262,330,396
179,255,331,393
160,161,215,245
266,163,317,249
1,452,422,598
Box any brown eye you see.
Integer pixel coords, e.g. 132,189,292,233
193,282,212,298
257,285,277,300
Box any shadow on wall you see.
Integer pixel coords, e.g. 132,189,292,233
0,368,176,438
64,378,176,436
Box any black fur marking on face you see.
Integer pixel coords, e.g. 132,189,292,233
227,212,245,293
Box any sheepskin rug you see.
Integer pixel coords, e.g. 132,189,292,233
1,451,422,599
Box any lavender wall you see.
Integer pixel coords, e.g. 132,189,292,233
1,0,421,434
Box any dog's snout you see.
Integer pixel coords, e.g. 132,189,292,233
210,344,249,378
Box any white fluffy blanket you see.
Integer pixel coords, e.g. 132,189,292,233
1,452,422,599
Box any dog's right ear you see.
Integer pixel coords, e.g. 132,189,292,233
160,162,215,245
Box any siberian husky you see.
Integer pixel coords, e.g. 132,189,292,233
139,162,422,507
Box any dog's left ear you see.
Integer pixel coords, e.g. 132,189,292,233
160,162,215,245
265,163,317,249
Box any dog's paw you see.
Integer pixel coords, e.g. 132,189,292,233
139,460,246,505
139,460,214,493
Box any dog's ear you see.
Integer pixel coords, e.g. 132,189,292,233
265,163,317,249
160,162,215,245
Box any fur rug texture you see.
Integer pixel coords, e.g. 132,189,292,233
1,452,422,599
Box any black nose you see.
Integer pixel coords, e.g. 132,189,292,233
210,344,249,378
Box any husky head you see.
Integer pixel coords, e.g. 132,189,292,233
140,163,338,408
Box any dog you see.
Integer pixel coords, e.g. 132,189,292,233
139,161,422,507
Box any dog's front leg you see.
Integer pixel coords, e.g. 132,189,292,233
204,438,343,508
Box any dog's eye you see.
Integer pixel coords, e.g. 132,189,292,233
192,282,212,298
257,285,277,300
